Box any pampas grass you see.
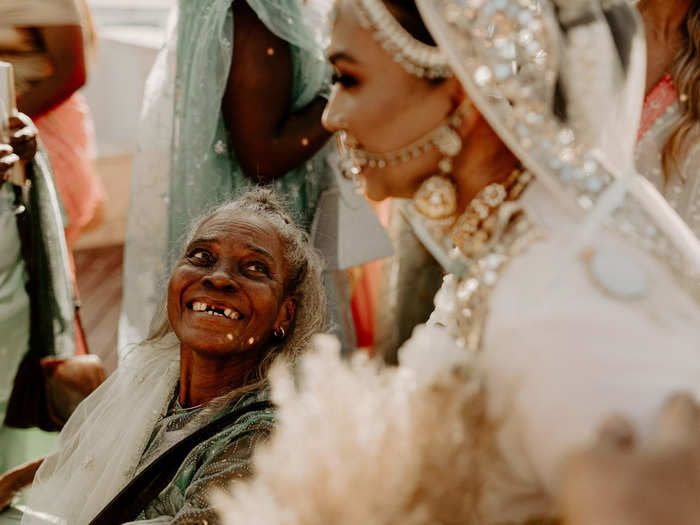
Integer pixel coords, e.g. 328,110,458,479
214,334,490,525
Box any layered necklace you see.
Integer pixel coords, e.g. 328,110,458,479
336,104,532,259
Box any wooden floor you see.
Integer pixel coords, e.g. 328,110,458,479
73,244,124,374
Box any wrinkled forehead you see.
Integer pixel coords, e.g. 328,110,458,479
192,210,284,256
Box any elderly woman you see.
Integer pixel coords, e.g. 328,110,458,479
7,189,325,525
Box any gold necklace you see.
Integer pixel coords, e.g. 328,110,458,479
337,104,471,179
451,169,532,257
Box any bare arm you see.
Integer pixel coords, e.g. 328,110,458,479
0,458,44,510
222,2,330,183
18,26,87,118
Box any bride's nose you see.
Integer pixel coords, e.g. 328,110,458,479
322,92,349,133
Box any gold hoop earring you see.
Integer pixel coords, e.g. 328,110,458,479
273,327,286,339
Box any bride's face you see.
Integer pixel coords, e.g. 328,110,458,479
323,0,461,201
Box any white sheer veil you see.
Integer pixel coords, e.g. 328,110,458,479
22,335,181,525
117,2,178,354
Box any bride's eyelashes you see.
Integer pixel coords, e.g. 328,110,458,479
331,71,359,88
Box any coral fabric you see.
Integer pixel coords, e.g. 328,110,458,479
637,73,678,142
34,92,104,246
350,199,391,351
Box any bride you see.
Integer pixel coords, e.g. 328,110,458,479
215,0,700,523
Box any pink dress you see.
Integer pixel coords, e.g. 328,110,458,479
34,92,103,245
0,9,104,247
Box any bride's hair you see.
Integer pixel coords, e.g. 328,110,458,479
384,0,437,46
145,188,327,397
664,1,700,180
382,0,448,85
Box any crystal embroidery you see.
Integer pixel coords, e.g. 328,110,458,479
423,0,700,294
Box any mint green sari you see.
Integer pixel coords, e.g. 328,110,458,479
168,0,331,249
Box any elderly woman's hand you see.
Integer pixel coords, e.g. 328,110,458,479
9,113,38,163
560,393,700,525
41,355,107,425
0,459,43,511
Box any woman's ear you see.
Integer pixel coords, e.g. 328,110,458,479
275,297,297,334
443,76,466,107
442,79,476,138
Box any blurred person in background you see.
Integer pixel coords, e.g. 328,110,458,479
561,393,700,525
635,0,700,236
0,112,104,486
0,0,104,246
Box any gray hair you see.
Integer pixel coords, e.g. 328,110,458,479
144,188,327,396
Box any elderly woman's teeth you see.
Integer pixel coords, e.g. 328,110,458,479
191,302,241,320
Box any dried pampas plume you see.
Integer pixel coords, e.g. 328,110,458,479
214,333,490,525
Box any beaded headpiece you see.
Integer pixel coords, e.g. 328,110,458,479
354,0,452,79
416,0,700,278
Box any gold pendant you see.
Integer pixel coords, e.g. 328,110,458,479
413,175,458,220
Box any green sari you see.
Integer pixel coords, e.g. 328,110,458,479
168,0,331,250
136,388,274,523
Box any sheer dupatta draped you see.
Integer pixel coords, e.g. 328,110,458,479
22,336,181,525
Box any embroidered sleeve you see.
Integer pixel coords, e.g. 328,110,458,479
139,416,275,525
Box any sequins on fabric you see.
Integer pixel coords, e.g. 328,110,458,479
426,0,700,296
635,77,700,241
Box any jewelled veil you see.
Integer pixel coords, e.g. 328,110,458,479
414,0,700,284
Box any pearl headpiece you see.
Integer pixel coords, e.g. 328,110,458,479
354,0,452,79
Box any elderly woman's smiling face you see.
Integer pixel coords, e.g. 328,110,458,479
167,210,296,358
